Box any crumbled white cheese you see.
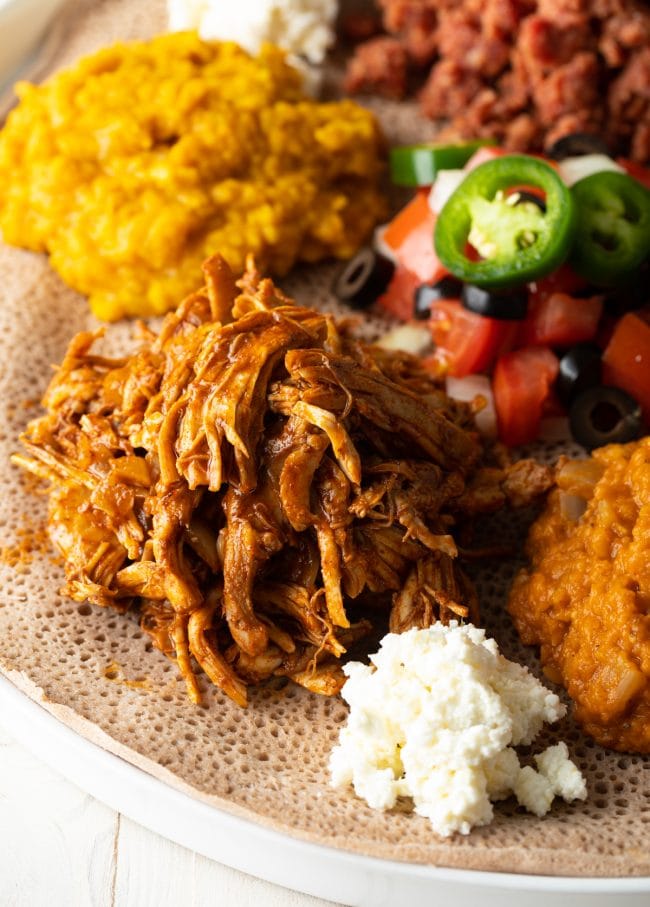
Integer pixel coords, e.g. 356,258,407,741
167,0,338,65
535,741,588,802
514,765,555,817
329,624,587,837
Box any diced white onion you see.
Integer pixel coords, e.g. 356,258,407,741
445,374,497,438
376,324,432,355
558,154,624,187
428,169,466,215
559,491,588,522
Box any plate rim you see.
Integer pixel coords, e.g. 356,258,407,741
0,0,77,121
1,673,649,905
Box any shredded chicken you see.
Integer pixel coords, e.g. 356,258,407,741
14,255,552,706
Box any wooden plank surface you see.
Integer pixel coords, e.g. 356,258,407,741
0,724,338,907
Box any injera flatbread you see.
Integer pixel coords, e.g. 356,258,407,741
0,0,649,879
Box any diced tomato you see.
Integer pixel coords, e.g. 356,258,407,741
595,313,617,351
428,299,518,377
617,158,650,191
529,264,590,300
383,190,429,248
520,291,603,348
602,310,650,423
493,346,559,446
382,192,447,284
376,265,420,321
541,388,567,418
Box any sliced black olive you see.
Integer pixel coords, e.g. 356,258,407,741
571,283,602,299
511,190,546,213
546,132,611,161
414,276,463,320
461,284,528,320
332,248,394,309
556,344,602,407
569,386,642,450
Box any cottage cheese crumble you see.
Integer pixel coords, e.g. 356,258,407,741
167,0,338,65
329,624,587,837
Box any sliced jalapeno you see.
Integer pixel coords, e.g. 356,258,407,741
434,155,574,289
389,140,495,187
569,171,650,286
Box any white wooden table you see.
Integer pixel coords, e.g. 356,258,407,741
0,724,338,907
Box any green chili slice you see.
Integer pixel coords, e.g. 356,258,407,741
434,155,575,289
569,171,650,286
389,140,495,187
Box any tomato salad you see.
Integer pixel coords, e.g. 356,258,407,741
333,138,650,449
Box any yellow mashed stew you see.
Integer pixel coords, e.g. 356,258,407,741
0,33,386,320
508,438,650,752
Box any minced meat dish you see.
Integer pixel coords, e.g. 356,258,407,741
13,255,553,707
344,0,650,161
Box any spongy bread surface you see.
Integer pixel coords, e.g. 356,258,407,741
0,0,648,877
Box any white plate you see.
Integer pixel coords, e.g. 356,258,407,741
0,0,72,119
1,675,648,907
